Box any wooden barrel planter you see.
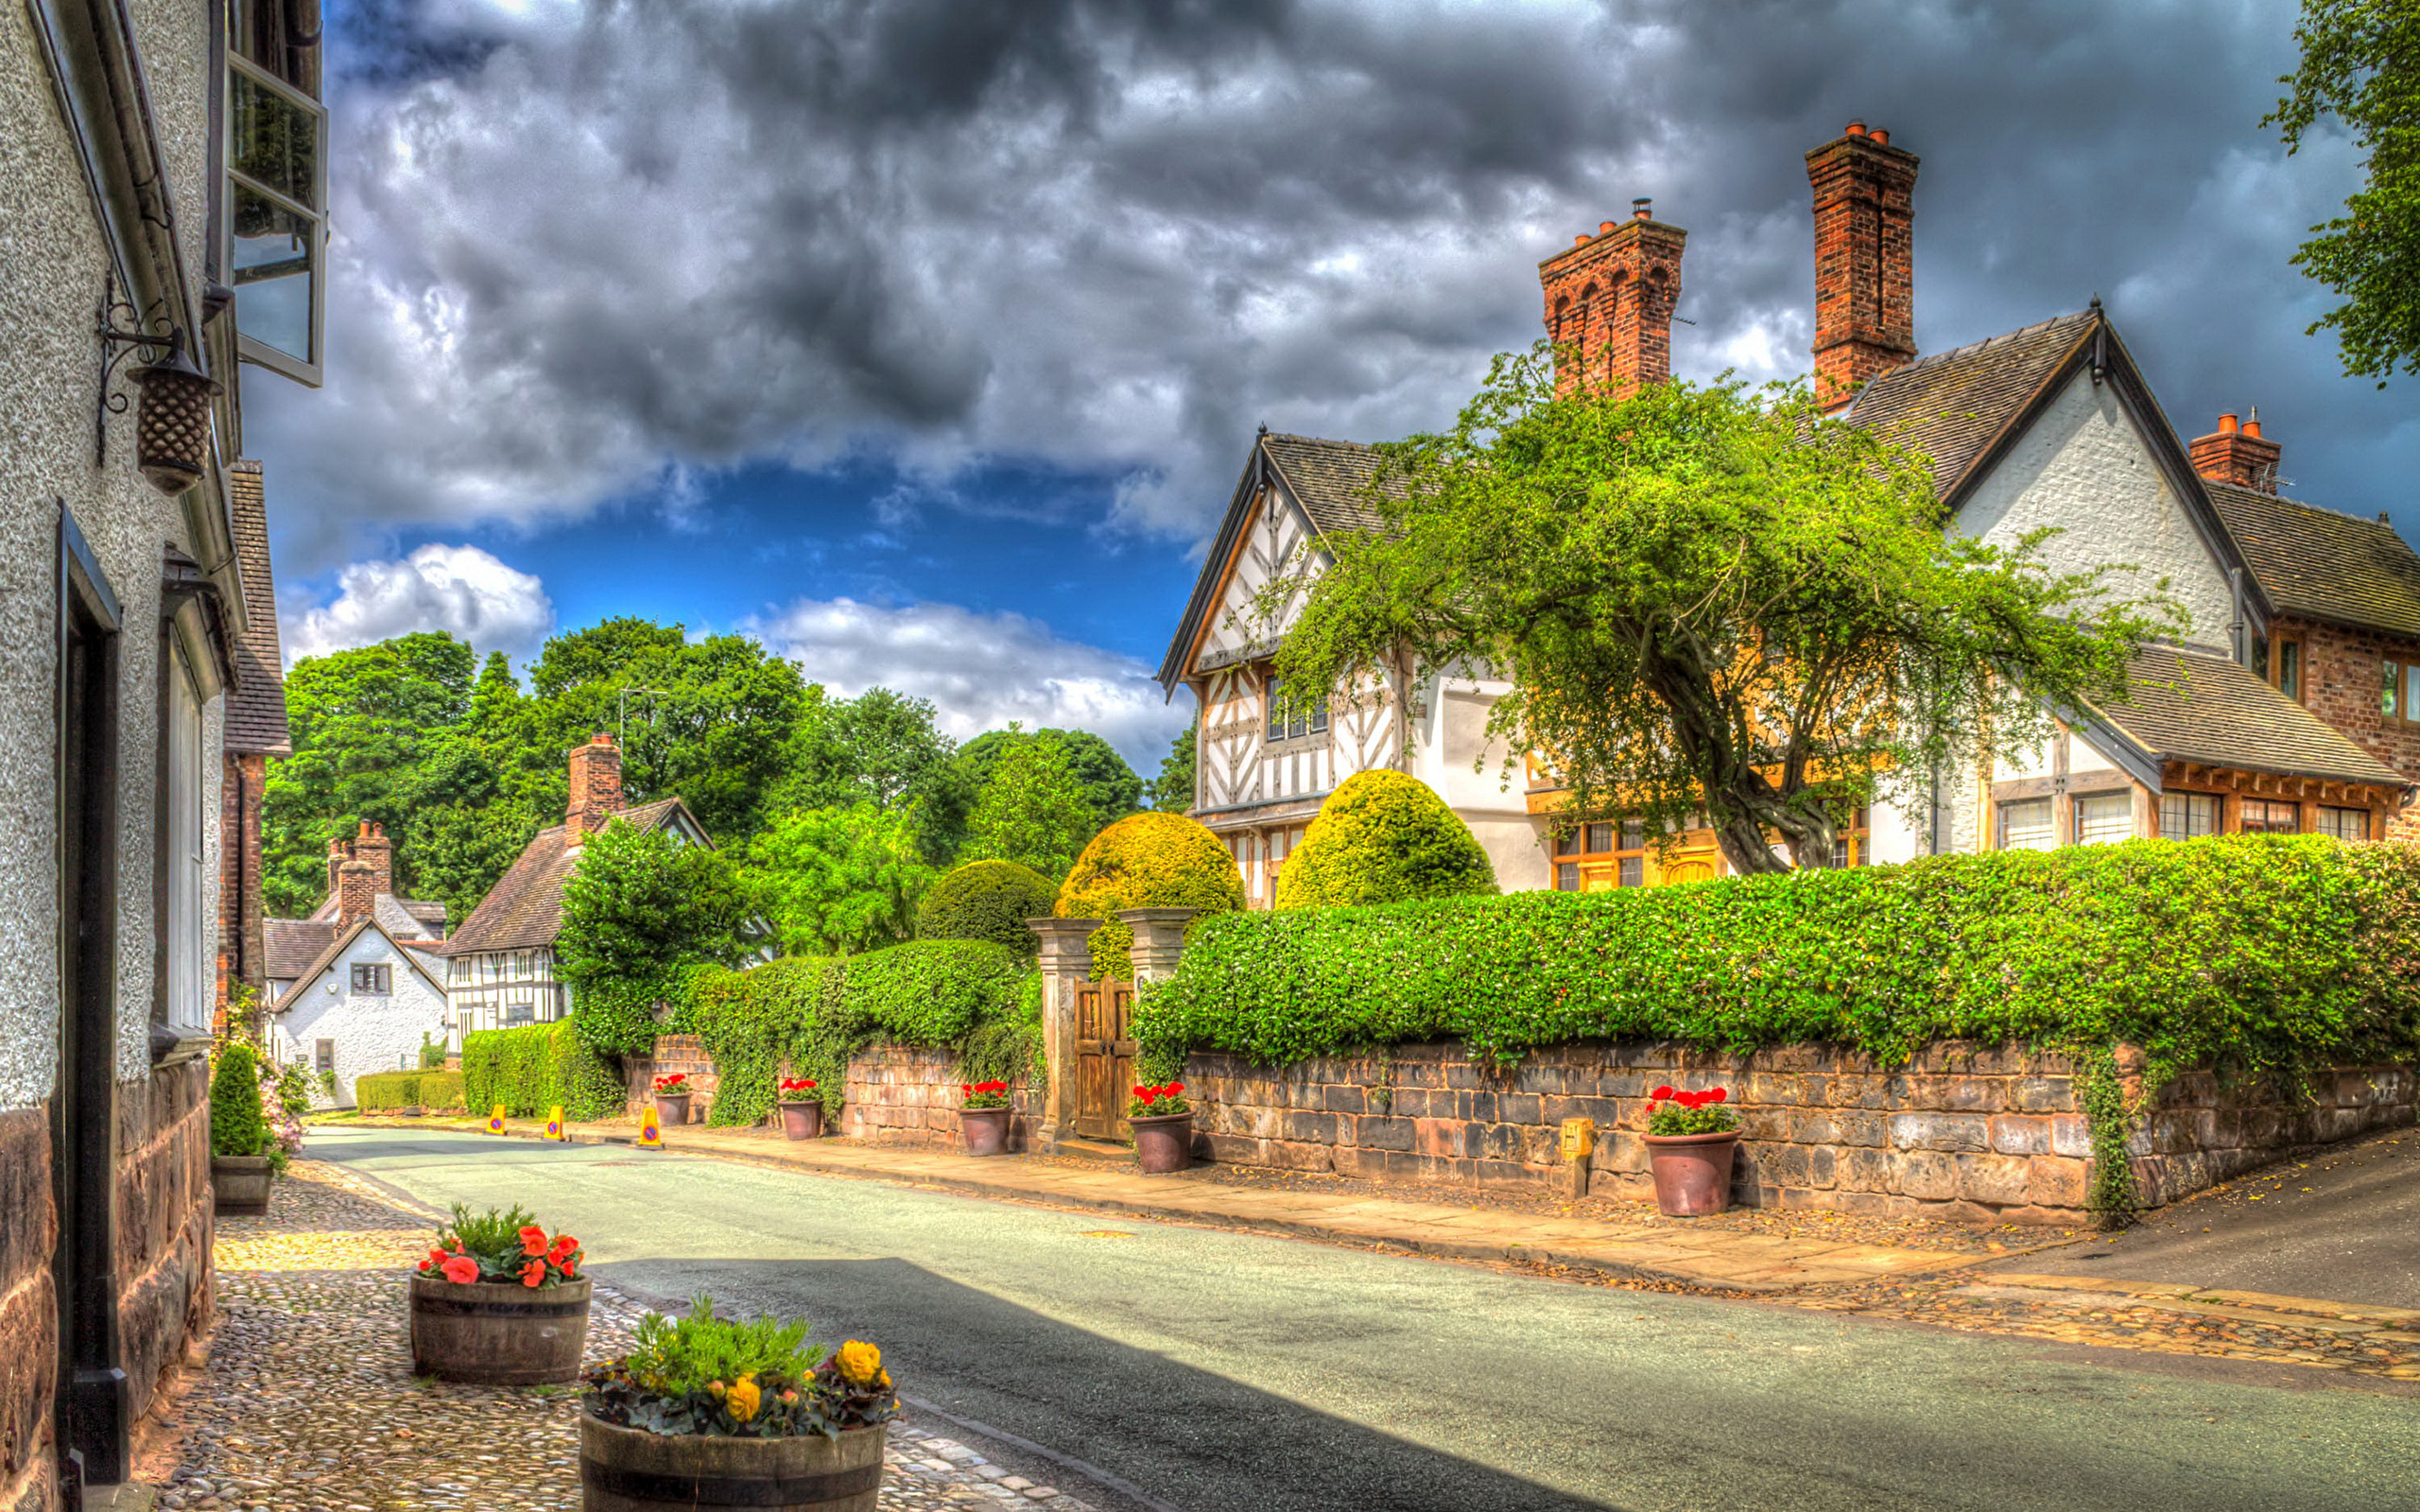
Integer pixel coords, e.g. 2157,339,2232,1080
211,1155,271,1215
410,1274,593,1384
580,1414,886,1512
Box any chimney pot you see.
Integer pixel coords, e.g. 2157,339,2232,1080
1633,198,1652,221
1575,233,1592,246
2219,412,2239,434
1845,120,1867,136
1599,221,1617,235
1868,129,1889,146
2189,412,2282,494
2243,416,2263,440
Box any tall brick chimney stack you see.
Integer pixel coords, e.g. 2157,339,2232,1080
1539,198,1686,399
325,836,350,901
354,820,393,899
336,856,376,926
2187,411,2282,494
1806,121,1919,411
566,732,626,845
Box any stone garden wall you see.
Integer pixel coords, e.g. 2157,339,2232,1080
842,1044,1037,1152
113,1057,216,1427
1182,1040,2417,1224
623,1034,717,1123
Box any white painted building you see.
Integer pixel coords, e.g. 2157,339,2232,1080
267,921,449,1107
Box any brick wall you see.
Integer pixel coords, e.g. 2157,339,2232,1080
2281,617,2420,810
113,1058,214,1429
1184,1041,2416,1224
624,1035,718,1122
216,752,268,997
842,1045,1035,1152
0,1109,58,1512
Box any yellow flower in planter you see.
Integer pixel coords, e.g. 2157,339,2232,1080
837,1341,882,1385
725,1373,762,1422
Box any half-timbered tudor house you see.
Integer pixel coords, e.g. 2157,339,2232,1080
1162,119,2420,902
434,733,716,1045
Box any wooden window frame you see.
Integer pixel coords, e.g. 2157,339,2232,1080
2238,797,2302,835
2316,804,2371,842
2379,653,2420,730
1549,816,1650,890
1996,796,2055,851
2072,791,2134,847
2158,789,2223,841
1263,671,1330,744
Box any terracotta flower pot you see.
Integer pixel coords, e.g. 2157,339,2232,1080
580,1413,885,1512
211,1154,271,1215
654,1091,692,1126
1129,1110,1196,1175
959,1106,1011,1157
1642,1129,1740,1216
410,1273,593,1384
779,1101,824,1141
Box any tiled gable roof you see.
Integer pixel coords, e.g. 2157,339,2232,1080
1844,312,2098,503
274,918,447,1005
1259,433,1399,538
264,918,338,981
2206,484,2420,640
441,798,692,955
223,463,292,755
2091,647,2403,788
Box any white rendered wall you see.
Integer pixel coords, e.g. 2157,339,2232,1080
1953,370,2235,656
0,1,223,1107
272,935,450,1107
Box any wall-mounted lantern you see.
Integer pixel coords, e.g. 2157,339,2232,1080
97,279,223,495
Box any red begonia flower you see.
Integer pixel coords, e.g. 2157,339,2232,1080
1709,1088,1727,1103
441,1255,479,1285
520,1258,545,1288
1651,1085,1675,1100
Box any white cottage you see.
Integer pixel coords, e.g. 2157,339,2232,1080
262,821,449,1103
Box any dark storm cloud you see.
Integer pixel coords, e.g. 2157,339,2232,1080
254,0,2407,570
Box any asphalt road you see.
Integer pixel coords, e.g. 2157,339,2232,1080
313,1128,2416,1512
1988,1126,2420,1307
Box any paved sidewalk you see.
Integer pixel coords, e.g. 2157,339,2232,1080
349,1114,1974,1292
137,1164,1097,1512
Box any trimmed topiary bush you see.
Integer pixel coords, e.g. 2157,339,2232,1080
462,1022,624,1122
918,860,1058,954
210,1042,269,1158
1054,812,1245,979
1272,770,1498,909
354,1072,424,1110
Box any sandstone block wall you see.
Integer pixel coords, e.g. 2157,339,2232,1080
624,1035,718,1123
0,1109,58,1512
842,1045,1034,1152
113,1058,214,1429
1184,1041,2416,1224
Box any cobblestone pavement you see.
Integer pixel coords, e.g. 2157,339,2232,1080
150,1163,1096,1512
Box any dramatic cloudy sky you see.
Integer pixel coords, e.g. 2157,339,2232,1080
253,0,2408,767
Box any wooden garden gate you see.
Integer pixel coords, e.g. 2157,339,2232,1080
1074,978,1136,1141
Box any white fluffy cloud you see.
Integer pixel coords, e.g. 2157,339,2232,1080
745,597,1191,766
280,544,557,665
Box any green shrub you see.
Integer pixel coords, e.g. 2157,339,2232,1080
418,1034,449,1071
560,818,752,1057
354,1072,424,1110
417,1071,467,1110
1138,836,2420,1088
917,860,1057,954
1273,770,1497,909
683,942,1040,1124
1054,812,1244,979
209,1042,269,1158
462,1022,624,1121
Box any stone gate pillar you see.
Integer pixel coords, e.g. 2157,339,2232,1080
1117,907,1201,987
1028,918,1098,1153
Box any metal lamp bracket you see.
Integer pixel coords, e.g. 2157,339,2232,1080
95,270,182,466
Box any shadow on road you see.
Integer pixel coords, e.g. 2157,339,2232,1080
594,1255,1622,1512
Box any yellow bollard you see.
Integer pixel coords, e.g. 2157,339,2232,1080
487,1104,507,1135
544,1105,565,1142
637,1105,664,1150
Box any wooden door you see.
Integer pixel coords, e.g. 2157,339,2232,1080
1075,979,1136,1142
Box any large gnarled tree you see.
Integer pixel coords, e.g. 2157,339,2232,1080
1265,352,2181,876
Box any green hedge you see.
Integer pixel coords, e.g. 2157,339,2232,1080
462,1022,626,1121
354,1072,425,1110
918,860,1057,953
683,941,1041,1127
417,1071,467,1110
1137,836,2420,1085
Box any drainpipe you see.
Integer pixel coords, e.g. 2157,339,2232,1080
2228,567,2247,666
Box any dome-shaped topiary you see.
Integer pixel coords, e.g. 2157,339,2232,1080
918,859,1059,954
210,1041,269,1159
1272,770,1498,910
1055,812,1245,979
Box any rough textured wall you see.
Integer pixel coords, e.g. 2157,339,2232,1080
0,1109,60,1512
2281,616,2420,790
1954,370,2235,656
1184,1041,2415,1224
111,1058,212,1429
270,936,450,1105
841,1044,1036,1152
623,1036,717,1122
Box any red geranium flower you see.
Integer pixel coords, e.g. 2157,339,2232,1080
519,1258,546,1288
1651,1085,1675,1100
441,1255,479,1285
1169,1082,1184,1095
555,1255,578,1280
552,1233,579,1257
520,1225,549,1256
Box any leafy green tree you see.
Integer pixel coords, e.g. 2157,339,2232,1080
2269,0,2420,383
740,803,936,956
957,726,1141,831
1269,353,2177,876
774,687,957,813
557,818,752,1055
1146,717,1196,813
960,732,1101,879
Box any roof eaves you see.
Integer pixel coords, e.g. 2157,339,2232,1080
1156,441,1271,693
